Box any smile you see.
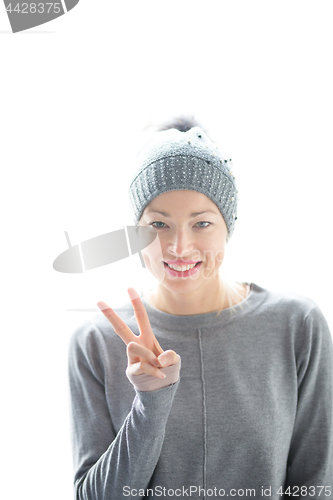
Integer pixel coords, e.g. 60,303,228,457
163,261,202,277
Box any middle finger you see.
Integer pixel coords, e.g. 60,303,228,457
127,288,164,355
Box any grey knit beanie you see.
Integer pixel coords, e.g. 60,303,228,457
128,126,238,239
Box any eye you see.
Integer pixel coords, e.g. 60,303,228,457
148,221,166,228
196,221,211,228
148,221,212,229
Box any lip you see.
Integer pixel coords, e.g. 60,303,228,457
164,261,202,277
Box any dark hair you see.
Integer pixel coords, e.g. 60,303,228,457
157,116,211,138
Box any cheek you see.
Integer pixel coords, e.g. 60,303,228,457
140,250,166,286
201,240,225,265
141,235,164,262
214,248,225,266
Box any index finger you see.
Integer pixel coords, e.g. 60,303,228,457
96,300,136,345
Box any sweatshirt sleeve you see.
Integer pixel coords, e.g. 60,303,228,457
67,321,180,500
285,304,333,496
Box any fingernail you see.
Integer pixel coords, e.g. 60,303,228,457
97,301,109,311
158,356,168,367
127,288,140,301
159,371,166,379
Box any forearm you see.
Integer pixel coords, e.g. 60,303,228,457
75,379,180,500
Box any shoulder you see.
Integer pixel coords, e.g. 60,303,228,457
67,303,133,384
252,282,321,320
253,283,332,351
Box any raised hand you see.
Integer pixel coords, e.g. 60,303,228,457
97,288,180,379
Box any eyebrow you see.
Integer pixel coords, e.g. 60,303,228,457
146,209,218,217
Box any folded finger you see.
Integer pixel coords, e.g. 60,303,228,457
158,350,181,367
127,342,161,367
128,360,166,379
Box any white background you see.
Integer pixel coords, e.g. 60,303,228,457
1,1,332,498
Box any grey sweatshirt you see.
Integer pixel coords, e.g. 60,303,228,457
68,282,333,499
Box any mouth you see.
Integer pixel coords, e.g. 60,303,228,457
164,261,202,268
163,261,203,277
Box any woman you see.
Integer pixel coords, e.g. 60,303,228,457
68,118,333,499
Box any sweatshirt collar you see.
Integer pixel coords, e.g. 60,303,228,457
140,282,266,332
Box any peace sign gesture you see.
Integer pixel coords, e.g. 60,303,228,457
97,288,180,380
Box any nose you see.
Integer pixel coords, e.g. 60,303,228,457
167,228,195,258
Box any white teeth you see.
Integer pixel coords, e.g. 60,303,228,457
167,263,197,271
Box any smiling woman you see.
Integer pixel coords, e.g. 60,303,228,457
138,188,248,316
134,117,247,316
67,117,333,500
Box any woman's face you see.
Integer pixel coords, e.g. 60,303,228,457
138,190,228,292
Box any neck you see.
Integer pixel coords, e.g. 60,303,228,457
147,278,246,316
